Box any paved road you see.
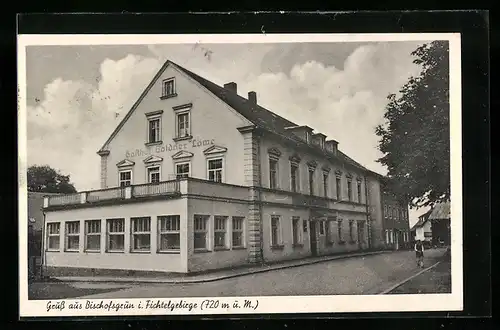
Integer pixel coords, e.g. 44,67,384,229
74,248,447,299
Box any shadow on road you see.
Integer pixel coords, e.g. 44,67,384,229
29,282,121,300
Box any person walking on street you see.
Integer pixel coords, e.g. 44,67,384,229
415,239,425,268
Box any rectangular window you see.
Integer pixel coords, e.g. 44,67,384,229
177,112,190,138
385,230,390,244
47,222,60,251
208,158,223,183
65,221,80,251
148,118,161,143
384,204,388,216
232,217,244,248
85,220,101,252
347,180,353,201
319,220,325,235
336,176,341,200
349,220,354,241
308,169,315,195
131,217,151,252
326,217,335,243
292,217,301,245
163,78,175,97
107,218,125,252
290,163,299,192
337,220,343,241
175,162,190,179
147,166,161,183
303,219,308,233
194,215,209,250
271,215,282,246
214,216,228,249
119,170,132,187
158,215,180,252
323,172,329,197
269,158,278,189
357,181,362,203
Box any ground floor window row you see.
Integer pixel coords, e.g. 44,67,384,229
384,229,410,245
45,215,246,254
271,216,367,248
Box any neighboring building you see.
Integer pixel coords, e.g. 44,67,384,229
28,192,60,279
42,60,389,274
380,179,411,250
428,201,451,246
411,209,433,243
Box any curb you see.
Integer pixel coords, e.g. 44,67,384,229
53,250,389,284
379,260,442,294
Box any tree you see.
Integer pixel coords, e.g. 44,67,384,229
27,165,77,194
376,40,450,209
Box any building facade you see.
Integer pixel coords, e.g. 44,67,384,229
411,209,433,245
380,180,411,250
42,60,389,274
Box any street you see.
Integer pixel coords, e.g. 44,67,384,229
29,248,449,300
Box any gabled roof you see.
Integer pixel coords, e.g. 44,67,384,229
98,59,376,174
428,201,451,220
410,209,432,231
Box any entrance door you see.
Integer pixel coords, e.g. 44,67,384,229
309,220,318,256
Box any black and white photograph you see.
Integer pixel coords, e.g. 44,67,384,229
18,32,462,316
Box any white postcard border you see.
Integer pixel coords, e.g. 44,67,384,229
18,32,463,317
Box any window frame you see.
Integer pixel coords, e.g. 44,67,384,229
290,161,300,192
64,221,80,252
268,156,279,189
347,179,353,201
118,169,133,187
326,217,335,244
348,220,355,242
308,168,315,195
322,170,329,197
335,175,342,200
175,161,191,179
231,216,245,249
213,216,229,250
162,78,176,97
130,217,151,253
337,219,344,242
319,220,325,235
146,165,161,184
194,214,209,251
157,215,181,253
270,215,283,247
292,216,302,246
84,219,101,252
46,222,60,251
357,180,362,203
106,218,125,253
147,117,162,144
207,157,224,183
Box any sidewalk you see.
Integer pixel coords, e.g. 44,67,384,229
51,250,390,284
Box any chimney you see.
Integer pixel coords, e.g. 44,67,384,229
223,82,237,93
248,91,257,104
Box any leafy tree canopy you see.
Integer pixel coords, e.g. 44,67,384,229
376,40,450,209
27,165,77,194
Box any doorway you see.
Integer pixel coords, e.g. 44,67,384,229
309,220,318,256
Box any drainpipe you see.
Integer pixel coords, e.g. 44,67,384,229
41,210,46,280
364,175,371,250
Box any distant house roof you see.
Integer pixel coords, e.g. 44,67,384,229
428,201,451,220
28,192,61,231
410,209,433,231
99,60,382,177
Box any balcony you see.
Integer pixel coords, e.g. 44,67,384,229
44,180,181,208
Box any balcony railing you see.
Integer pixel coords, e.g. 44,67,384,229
47,193,81,206
133,181,180,198
87,187,125,202
45,180,181,208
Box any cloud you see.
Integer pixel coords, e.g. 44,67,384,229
26,41,426,224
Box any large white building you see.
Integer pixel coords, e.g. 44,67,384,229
42,60,399,274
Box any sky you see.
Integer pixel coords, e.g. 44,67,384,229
25,41,431,226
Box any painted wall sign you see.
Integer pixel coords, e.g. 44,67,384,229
126,138,215,158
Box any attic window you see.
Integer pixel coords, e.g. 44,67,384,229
161,77,177,99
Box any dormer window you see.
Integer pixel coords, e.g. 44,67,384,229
162,78,176,98
145,110,163,145
173,103,192,141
